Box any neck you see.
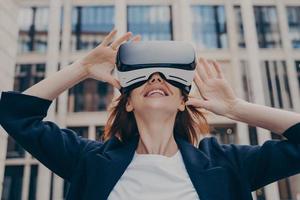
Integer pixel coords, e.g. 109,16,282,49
134,111,179,157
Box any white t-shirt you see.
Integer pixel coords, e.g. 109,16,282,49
107,150,200,200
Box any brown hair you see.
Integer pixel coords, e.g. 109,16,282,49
101,90,210,146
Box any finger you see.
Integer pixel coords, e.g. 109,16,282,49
131,34,142,42
196,58,208,82
185,97,210,109
108,79,121,90
200,57,213,78
91,72,121,89
194,73,207,100
101,29,117,46
110,32,132,50
103,75,122,90
212,60,224,79
194,71,204,87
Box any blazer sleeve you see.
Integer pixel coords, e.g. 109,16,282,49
0,91,99,181
221,122,300,191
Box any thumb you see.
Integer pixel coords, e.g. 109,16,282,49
185,98,210,109
94,73,121,90
108,78,121,90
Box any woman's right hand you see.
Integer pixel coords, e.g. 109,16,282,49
75,29,141,89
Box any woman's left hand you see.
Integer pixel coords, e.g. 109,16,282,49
185,57,241,116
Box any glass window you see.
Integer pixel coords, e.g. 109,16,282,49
240,60,253,102
96,126,104,141
254,6,282,48
1,166,24,200
277,179,293,200
9,64,46,159
18,7,49,53
55,64,61,114
68,79,114,112
286,7,300,49
255,188,266,200
247,125,267,200
127,5,173,40
29,165,38,200
234,6,246,48
248,125,258,145
71,6,115,51
261,60,293,109
210,124,236,144
296,61,300,96
191,5,228,49
6,136,25,159
57,7,64,51
49,173,54,200
14,63,45,92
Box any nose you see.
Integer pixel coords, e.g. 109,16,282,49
148,72,164,84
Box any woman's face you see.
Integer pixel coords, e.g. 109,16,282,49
125,72,186,114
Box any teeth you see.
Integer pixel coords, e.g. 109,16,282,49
146,89,166,97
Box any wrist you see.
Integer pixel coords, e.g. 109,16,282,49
71,59,91,80
224,98,247,121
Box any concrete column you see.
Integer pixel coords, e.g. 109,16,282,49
53,174,64,200
54,1,73,199
276,1,300,199
115,0,126,35
0,129,8,198
173,0,192,42
176,0,192,42
58,0,72,122
240,1,280,200
225,2,255,198
36,0,62,199
88,126,96,140
0,0,19,197
113,0,127,98
36,165,52,200
224,1,250,144
276,0,300,112
21,164,30,200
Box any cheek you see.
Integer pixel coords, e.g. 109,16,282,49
171,88,182,99
128,89,143,106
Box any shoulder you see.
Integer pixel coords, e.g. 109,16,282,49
197,136,253,168
198,135,259,154
80,135,124,155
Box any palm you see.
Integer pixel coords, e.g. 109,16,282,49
187,58,238,116
77,30,141,89
84,46,117,82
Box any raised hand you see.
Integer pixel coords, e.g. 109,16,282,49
76,29,141,89
186,57,240,116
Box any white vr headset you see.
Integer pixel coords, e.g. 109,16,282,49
115,41,196,94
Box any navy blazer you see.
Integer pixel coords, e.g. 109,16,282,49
0,91,300,200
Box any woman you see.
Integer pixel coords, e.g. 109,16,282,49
0,29,300,200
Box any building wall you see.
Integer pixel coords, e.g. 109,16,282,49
1,0,300,199
0,0,19,197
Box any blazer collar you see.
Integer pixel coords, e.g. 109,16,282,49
102,134,231,200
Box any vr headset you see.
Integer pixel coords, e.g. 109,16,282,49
115,41,196,94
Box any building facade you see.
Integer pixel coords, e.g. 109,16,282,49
0,0,19,198
1,0,300,199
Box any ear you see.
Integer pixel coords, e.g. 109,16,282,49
126,97,134,112
178,97,185,112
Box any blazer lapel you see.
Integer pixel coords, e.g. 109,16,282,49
174,134,232,200
96,134,232,200
95,135,140,200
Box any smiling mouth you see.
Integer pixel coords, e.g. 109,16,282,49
144,89,169,98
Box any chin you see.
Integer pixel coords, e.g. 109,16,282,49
142,103,175,112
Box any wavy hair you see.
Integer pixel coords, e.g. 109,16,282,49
101,90,210,146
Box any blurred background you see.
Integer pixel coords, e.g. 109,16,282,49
0,0,300,200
